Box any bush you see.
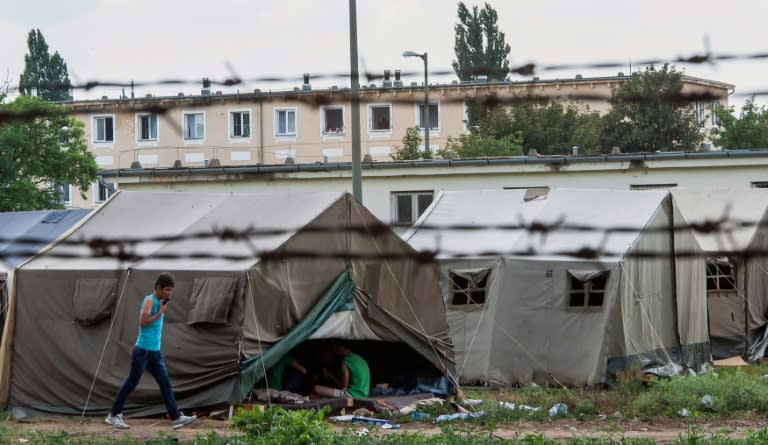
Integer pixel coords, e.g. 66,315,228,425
231,406,333,445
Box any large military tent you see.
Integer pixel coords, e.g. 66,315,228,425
404,188,709,386
0,191,452,414
671,189,768,360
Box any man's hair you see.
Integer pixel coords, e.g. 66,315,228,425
155,272,175,289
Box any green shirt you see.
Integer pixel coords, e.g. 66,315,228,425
343,352,370,398
267,354,295,390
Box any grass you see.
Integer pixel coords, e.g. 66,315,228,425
2,364,768,443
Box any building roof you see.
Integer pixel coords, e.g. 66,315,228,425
97,148,768,180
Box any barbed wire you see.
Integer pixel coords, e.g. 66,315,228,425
7,48,768,94
0,213,762,263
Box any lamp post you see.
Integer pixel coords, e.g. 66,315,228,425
403,51,429,157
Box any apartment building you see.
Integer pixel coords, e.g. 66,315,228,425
65,73,733,207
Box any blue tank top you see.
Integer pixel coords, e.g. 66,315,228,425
135,294,163,351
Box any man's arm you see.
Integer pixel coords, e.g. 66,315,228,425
139,298,166,327
289,360,308,375
340,362,350,390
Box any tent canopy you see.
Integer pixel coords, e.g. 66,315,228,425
0,191,452,414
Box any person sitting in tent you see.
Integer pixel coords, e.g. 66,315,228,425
313,342,370,398
266,353,308,393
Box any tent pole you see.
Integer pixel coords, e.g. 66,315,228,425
666,196,682,347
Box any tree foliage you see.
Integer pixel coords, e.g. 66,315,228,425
0,96,97,211
600,64,703,152
452,2,511,82
462,101,602,155
393,126,431,160
710,97,768,149
443,132,523,158
19,29,72,102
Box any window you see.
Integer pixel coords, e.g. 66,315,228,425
230,110,251,138
418,103,439,130
450,270,490,305
752,182,768,188
275,109,297,136
392,191,433,224
706,262,736,291
711,102,721,126
94,180,116,204
568,271,609,308
137,113,158,141
72,278,118,325
630,184,677,190
183,112,205,140
58,183,71,205
322,107,344,134
188,277,239,324
694,101,706,126
369,104,391,131
93,116,114,142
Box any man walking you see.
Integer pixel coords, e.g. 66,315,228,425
105,272,196,430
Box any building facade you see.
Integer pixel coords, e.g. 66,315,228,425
65,73,733,208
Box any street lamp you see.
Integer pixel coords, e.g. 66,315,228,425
403,50,429,157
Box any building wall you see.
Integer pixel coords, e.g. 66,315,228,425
103,152,768,223
67,75,733,207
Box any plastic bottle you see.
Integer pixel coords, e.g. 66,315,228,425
411,412,431,421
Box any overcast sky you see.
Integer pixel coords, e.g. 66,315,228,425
1,0,767,108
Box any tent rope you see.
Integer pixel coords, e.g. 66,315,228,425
351,205,463,396
618,263,676,366
80,269,132,419
245,268,272,409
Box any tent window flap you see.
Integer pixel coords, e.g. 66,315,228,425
567,270,609,308
73,278,118,325
449,269,490,305
188,277,238,324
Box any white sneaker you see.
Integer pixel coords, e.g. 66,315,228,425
105,413,130,429
172,413,197,430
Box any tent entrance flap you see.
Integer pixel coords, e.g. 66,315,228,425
366,300,455,375
235,269,355,402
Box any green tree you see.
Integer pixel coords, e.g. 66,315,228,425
463,100,602,155
393,126,432,160
509,101,603,154
442,132,523,158
452,2,511,82
710,97,768,149
0,96,97,211
600,64,703,152
19,29,72,102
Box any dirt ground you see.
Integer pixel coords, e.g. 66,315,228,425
5,414,766,444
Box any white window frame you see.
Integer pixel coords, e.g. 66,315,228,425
321,106,345,136
391,190,434,225
59,183,72,206
92,180,117,205
91,114,115,145
415,102,440,132
711,101,721,127
228,109,252,143
694,101,706,127
182,111,206,144
135,112,159,146
368,103,392,135
274,108,298,138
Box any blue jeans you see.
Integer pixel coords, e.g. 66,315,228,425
110,347,180,419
